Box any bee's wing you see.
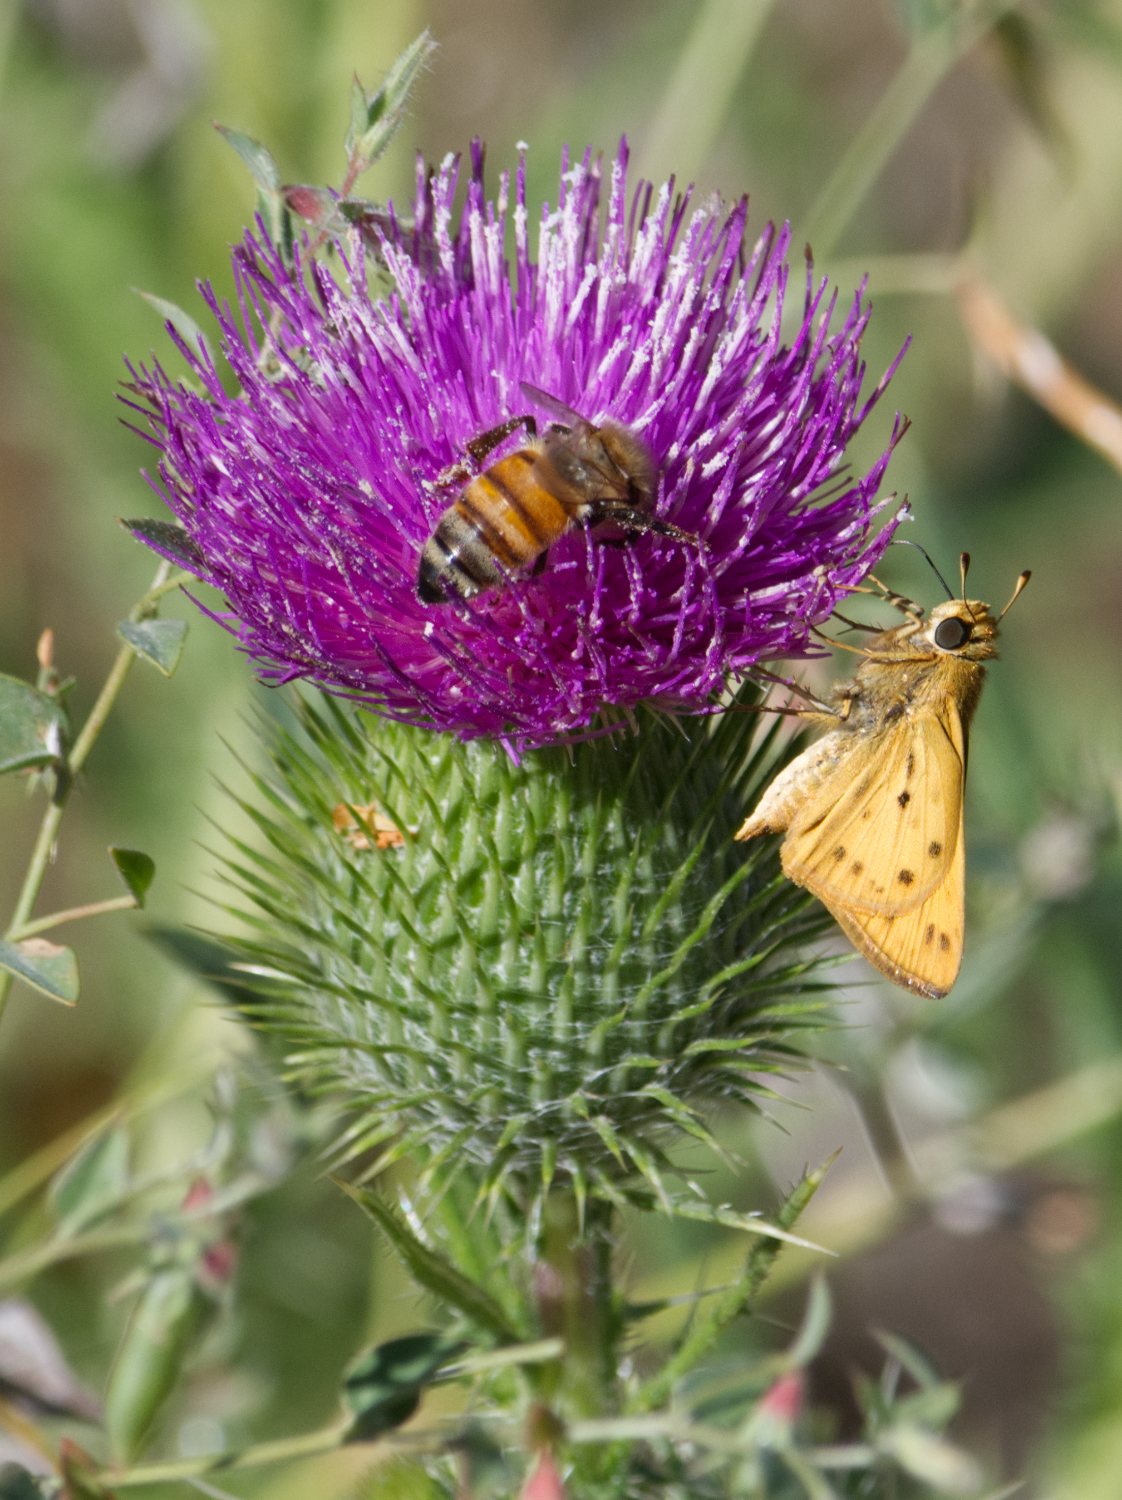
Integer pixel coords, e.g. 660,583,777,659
782,702,965,917
829,827,964,998
519,383,582,427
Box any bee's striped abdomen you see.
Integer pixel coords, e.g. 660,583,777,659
418,450,572,603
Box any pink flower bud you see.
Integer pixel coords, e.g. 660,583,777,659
758,1370,804,1424
521,1450,566,1500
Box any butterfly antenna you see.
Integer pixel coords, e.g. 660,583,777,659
959,551,979,623
998,569,1032,619
890,538,955,600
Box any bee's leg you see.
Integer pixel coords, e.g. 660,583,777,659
531,549,549,576
588,505,699,545
431,415,538,491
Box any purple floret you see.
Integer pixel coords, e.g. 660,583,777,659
126,139,906,747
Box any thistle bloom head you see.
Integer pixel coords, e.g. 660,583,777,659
128,141,904,747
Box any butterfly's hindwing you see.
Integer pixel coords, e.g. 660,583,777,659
828,822,965,998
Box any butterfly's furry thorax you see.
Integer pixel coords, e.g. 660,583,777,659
830,598,1000,738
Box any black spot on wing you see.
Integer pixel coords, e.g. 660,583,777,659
897,789,910,808
939,931,951,952
928,840,942,857
897,869,914,886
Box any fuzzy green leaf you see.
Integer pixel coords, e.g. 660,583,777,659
0,939,78,1006
109,848,156,907
116,619,187,676
214,124,280,192
0,674,66,775
335,1180,520,1343
346,32,436,169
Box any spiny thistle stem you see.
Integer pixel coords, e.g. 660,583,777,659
629,1154,837,1414
535,1196,617,1422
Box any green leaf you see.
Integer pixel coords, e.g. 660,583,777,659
214,124,280,192
49,1128,130,1230
335,1180,520,1343
788,1272,832,1366
343,1333,465,1441
134,291,210,363
119,518,205,573
346,31,436,170
992,12,1066,154
892,1381,961,1431
0,1465,53,1500
109,848,156,907
105,1269,209,1462
873,1329,942,1391
0,674,66,774
879,1424,982,1495
117,619,187,676
0,939,79,1005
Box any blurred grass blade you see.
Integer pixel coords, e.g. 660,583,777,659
636,0,775,191
788,1272,832,1366
804,0,1017,256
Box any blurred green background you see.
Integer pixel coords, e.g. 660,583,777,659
2,0,1122,1495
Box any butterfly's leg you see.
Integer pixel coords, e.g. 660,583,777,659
865,574,924,621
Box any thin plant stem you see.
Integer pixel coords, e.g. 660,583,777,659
803,0,1018,258
102,1422,350,1488
0,562,185,1023
10,894,138,940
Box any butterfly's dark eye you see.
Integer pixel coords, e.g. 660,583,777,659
934,617,972,650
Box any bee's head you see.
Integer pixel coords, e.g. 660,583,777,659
921,599,999,659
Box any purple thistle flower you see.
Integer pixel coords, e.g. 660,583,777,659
127,140,906,748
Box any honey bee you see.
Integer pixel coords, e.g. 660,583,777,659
735,553,1031,998
416,384,695,603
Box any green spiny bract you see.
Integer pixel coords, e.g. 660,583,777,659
214,690,832,1221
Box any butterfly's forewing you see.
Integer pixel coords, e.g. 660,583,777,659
781,706,964,917
828,823,965,998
